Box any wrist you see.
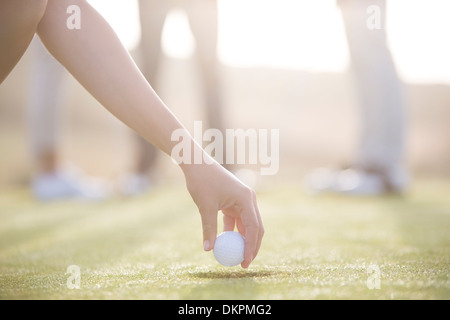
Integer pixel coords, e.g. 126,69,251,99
179,155,217,176
175,139,218,174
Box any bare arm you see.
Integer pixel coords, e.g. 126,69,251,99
1,0,263,268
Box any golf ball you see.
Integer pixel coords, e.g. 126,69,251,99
213,231,245,266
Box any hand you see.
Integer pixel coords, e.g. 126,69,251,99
181,160,264,268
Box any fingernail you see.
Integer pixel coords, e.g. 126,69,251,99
203,240,210,251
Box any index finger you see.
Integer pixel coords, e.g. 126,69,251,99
239,192,262,269
252,193,264,259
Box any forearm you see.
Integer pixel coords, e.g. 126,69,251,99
36,0,187,155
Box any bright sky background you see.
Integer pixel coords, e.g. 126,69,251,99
88,0,450,84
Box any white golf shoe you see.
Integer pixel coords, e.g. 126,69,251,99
304,165,409,196
31,167,111,201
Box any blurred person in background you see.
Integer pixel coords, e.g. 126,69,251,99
122,0,226,195
306,0,409,196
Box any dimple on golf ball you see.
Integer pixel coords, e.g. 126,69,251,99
213,231,245,266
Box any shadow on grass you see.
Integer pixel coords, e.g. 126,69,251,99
181,269,290,299
188,270,284,280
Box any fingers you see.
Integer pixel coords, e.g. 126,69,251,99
223,215,235,232
222,190,264,269
201,209,218,252
253,194,264,259
236,218,245,235
240,191,264,269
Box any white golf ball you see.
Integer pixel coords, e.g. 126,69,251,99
213,231,245,266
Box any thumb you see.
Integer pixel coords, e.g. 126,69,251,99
201,210,218,251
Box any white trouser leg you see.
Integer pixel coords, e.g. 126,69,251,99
340,0,407,185
27,36,66,163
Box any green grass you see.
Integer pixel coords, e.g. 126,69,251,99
0,178,449,300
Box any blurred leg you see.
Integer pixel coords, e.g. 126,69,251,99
306,0,407,195
28,37,66,174
0,0,48,83
27,37,110,201
185,0,228,169
185,0,223,131
339,0,407,191
133,0,169,176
